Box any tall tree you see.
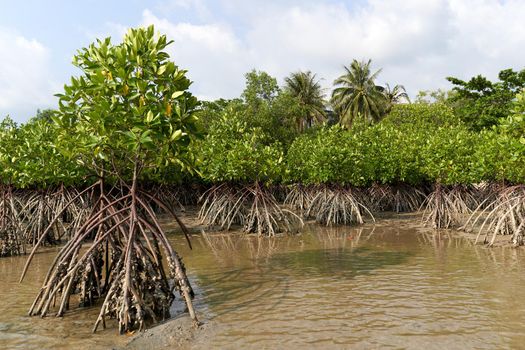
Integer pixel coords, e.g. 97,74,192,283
24,26,200,333
284,71,326,132
382,83,410,112
331,59,386,127
446,68,525,130
242,69,279,109
239,70,299,145
34,109,55,122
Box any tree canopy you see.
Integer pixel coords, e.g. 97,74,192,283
446,68,525,130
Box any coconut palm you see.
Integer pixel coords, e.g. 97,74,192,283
331,59,386,127
284,71,326,132
382,83,410,112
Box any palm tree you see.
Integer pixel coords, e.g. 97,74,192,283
284,71,326,132
382,83,410,112
330,59,386,127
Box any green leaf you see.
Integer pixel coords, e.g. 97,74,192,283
171,129,183,141
171,91,184,99
157,64,167,76
146,111,154,123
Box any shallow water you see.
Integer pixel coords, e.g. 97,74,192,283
2,215,525,349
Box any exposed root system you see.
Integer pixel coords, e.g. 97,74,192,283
199,182,303,236
368,183,426,213
284,184,313,216
306,185,374,226
462,185,525,246
421,184,479,229
21,178,198,334
0,185,23,257
198,184,246,230
422,185,455,229
244,182,303,236
150,184,185,212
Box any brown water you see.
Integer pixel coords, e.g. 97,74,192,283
1,215,525,349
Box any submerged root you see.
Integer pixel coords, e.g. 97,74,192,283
0,185,23,257
243,182,303,236
306,185,374,226
284,184,313,216
199,182,303,236
421,184,478,229
198,184,247,230
22,180,198,334
462,185,525,246
368,183,426,213
421,185,454,229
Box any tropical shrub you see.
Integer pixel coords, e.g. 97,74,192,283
419,126,481,185
23,25,200,334
382,103,460,130
196,108,285,183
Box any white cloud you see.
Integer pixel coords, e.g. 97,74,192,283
139,0,525,101
0,28,58,122
3,0,524,122
141,9,250,100
155,0,213,21
79,22,128,45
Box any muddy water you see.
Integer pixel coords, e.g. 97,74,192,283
2,215,525,349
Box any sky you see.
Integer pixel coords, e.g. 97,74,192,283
1,0,525,123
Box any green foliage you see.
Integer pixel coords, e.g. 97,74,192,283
361,123,424,185
0,116,82,188
284,71,326,131
262,92,303,145
286,101,507,187
286,126,368,186
382,103,460,130
35,109,55,122
419,127,481,185
195,98,237,132
197,71,300,148
15,118,83,188
241,70,279,108
0,117,21,185
447,68,525,130
473,90,525,183
54,25,200,182
3,42,525,191
196,108,284,183
474,130,525,184
331,59,387,127
286,123,425,186
498,89,525,140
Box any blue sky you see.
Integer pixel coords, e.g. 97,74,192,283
1,0,524,123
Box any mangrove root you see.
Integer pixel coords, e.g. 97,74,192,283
306,185,374,226
22,179,198,334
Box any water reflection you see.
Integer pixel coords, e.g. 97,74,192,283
2,217,525,349
199,225,377,263
181,222,525,350
269,247,411,277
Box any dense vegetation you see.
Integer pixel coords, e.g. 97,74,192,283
0,25,524,335
2,26,200,334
